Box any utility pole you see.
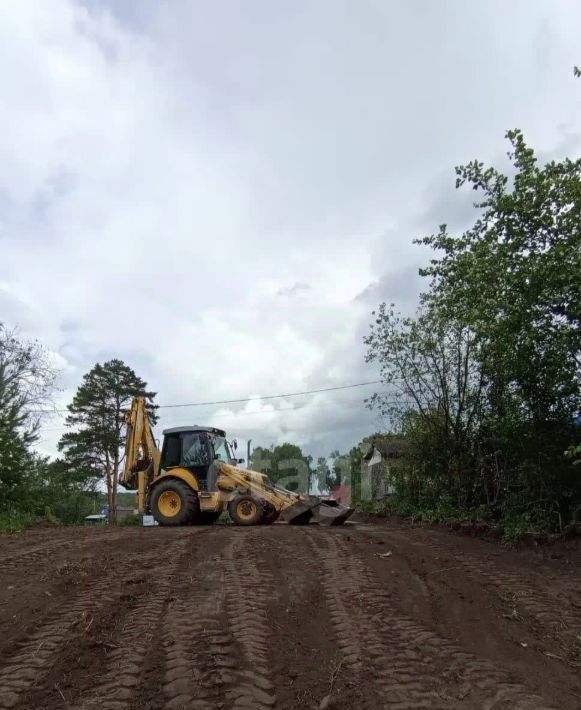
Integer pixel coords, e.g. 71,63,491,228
247,439,252,469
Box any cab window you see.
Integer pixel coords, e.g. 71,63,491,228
213,438,230,462
182,432,211,466
162,435,181,468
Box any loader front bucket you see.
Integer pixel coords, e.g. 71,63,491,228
281,498,321,525
313,500,355,526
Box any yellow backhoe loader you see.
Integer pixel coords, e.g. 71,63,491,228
120,397,353,526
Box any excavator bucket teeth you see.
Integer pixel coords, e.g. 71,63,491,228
313,501,355,526
281,498,321,525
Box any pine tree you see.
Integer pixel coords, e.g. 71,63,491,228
58,359,157,523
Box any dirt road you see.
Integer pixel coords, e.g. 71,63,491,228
0,519,579,709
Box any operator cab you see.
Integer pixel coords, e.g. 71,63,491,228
160,426,237,490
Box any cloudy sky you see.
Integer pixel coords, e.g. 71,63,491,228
2,0,580,460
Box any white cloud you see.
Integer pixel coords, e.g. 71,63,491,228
3,0,581,458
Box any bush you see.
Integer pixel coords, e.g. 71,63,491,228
0,509,41,534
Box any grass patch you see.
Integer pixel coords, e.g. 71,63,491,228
0,510,42,534
356,495,563,542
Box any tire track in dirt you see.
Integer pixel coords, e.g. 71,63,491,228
222,530,277,710
0,536,178,710
0,538,89,571
0,532,146,663
307,529,556,710
263,528,352,710
0,529,135,572
307,530,443,709
66,534,196,710
374,528,581,660
310,537,364,675
159,531,236,709
0,577,121,709
161,574,234,708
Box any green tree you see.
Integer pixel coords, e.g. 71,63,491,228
315,456,330,492
418,131,580,524
249,442,311,492
0,371,31,507
249,445,273,476
365,307,486,502
365,128,581,532
418,130,580,427
58,359,157,523
0,325,57,510
328,451,349,490
313,452,350,493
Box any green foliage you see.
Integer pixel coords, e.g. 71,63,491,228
0,325,58,514
250,442,312,492
35,458,100,524
314,456,330,492
314,451,350,493
328,451,348,490
58,359,157,522
0,332,153,529
115,491,139,506
0,450,101,530
313,452,347,493
418,130,580,426
365,129,581,536
0,510,42,534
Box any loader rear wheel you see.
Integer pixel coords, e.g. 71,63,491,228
228,495,264,525
150,479,199,526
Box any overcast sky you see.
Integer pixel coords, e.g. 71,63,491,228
2,0,580,460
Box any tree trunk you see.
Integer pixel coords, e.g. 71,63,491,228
112,456,119,526
105,451,117,525
111,401,121,525
105,466,113,523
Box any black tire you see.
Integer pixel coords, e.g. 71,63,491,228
228,495,264,526
193,511,222,525
150,479,199,526
260,503,279,525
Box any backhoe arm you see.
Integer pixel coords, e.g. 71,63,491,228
120,397,160,513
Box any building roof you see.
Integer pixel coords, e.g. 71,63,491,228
361,438,405,460
374,441,404,457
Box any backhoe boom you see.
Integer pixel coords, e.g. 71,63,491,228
120,397,160,514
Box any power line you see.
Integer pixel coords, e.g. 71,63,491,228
39,395,417,435
39,397,366,431
160,396,373,423
35,379,384,415
157,380,383,409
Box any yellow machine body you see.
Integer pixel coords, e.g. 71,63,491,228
120,397,353,526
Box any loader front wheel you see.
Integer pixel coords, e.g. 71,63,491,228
150,479,199,526
228,495,264,526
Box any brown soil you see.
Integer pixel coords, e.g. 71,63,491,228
0,517,579,709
